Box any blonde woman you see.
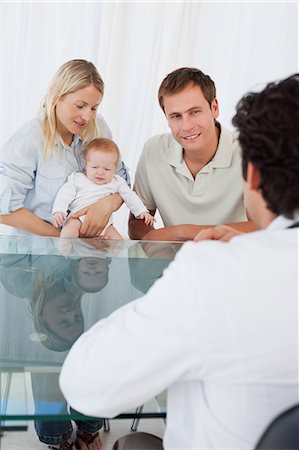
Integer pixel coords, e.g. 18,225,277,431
0,59,129,238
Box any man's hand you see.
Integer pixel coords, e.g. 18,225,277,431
72,194,122,238
141,241,180,259
194,225,243,243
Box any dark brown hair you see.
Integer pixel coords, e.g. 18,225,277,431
158,67,216,112
233,74,299,218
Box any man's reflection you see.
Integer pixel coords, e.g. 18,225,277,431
129,241,182,293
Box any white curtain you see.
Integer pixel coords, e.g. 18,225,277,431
1,1,298,234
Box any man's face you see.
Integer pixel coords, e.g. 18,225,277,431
163,83,219,153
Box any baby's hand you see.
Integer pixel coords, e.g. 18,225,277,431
52,211,66,228
139,212,156,226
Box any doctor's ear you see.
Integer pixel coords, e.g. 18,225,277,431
247,162,261,192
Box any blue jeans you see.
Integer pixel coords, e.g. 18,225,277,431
31,373,103,446
34,408,103,446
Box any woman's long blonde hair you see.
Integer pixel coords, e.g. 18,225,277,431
41,59,104,157
30,273,83,352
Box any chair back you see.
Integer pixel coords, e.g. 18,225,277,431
255,404,299,449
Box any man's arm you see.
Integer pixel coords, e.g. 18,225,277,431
129,212,256,242
128,210,157,240
0,208,60,236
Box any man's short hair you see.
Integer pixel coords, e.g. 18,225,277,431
158,67,216,112
233,74,299,219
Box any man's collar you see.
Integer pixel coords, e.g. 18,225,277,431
165,138,184,167
267,210,299,230
209,125,233,169
165,124,234,171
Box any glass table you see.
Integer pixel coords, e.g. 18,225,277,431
0,236,182,441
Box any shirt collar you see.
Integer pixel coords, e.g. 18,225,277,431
267,210,299,230
209,125,233,169
55,133,82,149
165,138,184,167
165,123,233,171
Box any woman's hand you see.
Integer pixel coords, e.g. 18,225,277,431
72,194,123,238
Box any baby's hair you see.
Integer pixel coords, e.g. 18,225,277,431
83,137,120,168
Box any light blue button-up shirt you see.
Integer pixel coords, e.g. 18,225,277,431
0,115,130,229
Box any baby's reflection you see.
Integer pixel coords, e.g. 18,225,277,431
74,257,110,293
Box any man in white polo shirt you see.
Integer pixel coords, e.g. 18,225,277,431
129,67,254,241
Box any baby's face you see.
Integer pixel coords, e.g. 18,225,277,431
76,257,109,292
85,149,117,185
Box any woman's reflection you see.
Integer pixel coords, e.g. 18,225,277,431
31,277,84,351
0,253,110,448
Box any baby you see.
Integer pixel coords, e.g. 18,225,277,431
52,138,154,239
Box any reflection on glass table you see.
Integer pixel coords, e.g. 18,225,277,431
0,236,182,428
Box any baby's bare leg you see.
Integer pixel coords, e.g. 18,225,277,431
60,218,82,238
103,225,123,240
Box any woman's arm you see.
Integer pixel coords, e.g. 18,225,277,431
0,120,59,236
0,208,60,236
72,194,123,237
